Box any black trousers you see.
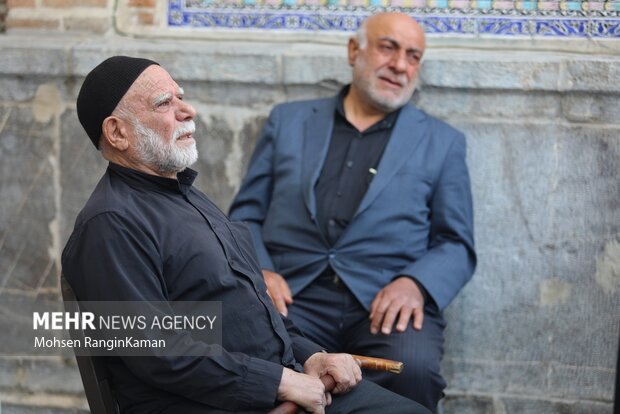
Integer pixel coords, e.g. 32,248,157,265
287,274,447,412
160,378,429,413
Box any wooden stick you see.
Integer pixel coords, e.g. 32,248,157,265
268,355,404,414
351,354,404,374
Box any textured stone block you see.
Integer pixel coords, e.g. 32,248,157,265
21,359,83,394
183,81,286,107
0,292,64,357
502,397,613,414
72,42,283,83
561,92,620,124
0,75,83,104
458,122,620,246
59,110,107,245
2,404,88,414
442,394,495,414
284,83,342,102
0,106,57,292
0,37,70,75
565,60,620,92
164,53,282,84
442,121,619,400
0,77,41,102
445,234,618,369
421,53,562,91
282,49,350,84
442,358,546,396
0,359,22,389
191,106,266,211
418,88,561,121
549,364,616,401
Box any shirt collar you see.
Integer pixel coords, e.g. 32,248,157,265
335,84,402,131
108,162,197,195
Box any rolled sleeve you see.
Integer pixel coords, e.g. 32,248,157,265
238,357,283,407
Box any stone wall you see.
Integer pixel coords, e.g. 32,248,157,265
0,33,618,413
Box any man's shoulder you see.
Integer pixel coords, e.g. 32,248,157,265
71,170,135,229
404,103,465,142
272,96,336,115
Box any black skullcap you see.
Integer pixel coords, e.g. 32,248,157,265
77,56,159,149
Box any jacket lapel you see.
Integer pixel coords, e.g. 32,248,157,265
353,104,428,219
301,98,337,219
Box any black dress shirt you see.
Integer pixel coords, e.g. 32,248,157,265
315,86,401,246
61,163,322,413
314,88,430,302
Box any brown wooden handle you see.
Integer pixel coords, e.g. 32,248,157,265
351,354,404,374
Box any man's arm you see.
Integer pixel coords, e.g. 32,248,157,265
401,132,476,308
369,132,476,333
62,212,285,411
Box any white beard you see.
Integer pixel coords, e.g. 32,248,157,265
133,119,198,176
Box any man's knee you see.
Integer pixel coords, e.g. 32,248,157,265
356,325,446,411
328,379,431,414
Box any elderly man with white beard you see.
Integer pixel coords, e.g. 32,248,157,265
230,13,476,412
61,56,429,414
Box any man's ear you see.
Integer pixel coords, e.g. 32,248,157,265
347,37,359,67
101,116,130,151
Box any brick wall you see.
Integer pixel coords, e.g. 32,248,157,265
4,0,158,33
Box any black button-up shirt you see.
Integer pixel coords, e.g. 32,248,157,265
61,163,322,413
315,86,401,246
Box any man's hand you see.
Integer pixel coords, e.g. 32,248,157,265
278,367,329,413
262,270,293,316
304,352,362,395
369,277,425,335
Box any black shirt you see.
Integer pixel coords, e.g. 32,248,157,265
315,86,401,246
61,163,322,413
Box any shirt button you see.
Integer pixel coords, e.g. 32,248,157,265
346,161,354,168
328,219,336,227
336,191,342,197
229,259,236,267
328,253,335,259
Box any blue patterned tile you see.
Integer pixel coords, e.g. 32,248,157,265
168,0,620,38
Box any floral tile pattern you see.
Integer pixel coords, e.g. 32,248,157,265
169,0,620,37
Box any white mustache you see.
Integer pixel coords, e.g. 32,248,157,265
173,120,196,140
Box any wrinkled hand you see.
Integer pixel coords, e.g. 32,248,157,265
369,277,425,335
262,270,293,316
277,367,329,413
304,352,362,395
